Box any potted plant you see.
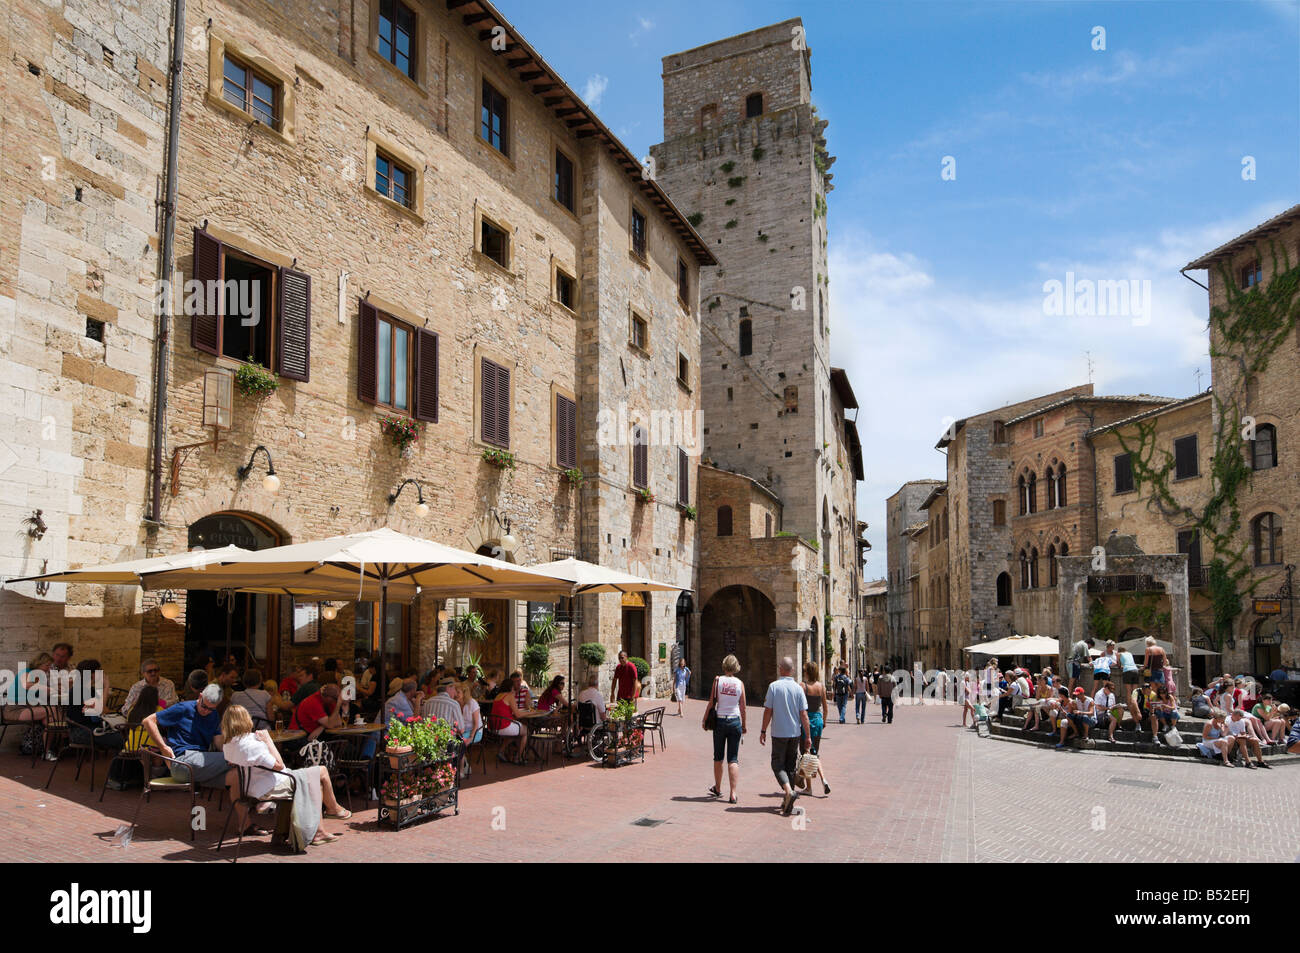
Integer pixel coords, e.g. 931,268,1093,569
379,415,420,455
449,610,487,667
409,714,457,764
680,504,697,521
578,642,605,681
522,643,551,688
482,447,517,470
562,467,584,487
234,359,278,399
635,487,655,505
384,715,415,766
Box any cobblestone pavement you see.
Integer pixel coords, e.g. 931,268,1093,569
0,699,1292,862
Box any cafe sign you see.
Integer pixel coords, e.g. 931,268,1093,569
1254,599,1282,615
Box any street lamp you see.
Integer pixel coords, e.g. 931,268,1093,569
236,445,280,493
489,507,516,548
388,479,429,517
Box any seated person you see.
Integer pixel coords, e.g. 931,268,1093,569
215,663,240,713
478,669,503,702
1189,687,1212,719
2,652,53,732
1093,680,1119,743
1056,687,1095,748
179,669,208,702
141,684,228,785
1226,708,1270,768
576,674,607,724
1197,709,1234,766
537,675,570,712
230,668,287,729
422,677,463,735
512,670,534,711
120,659,178,718
1287,709,1300,756
1149,685,1180,743
221,704,350,848
319,658,340,687
488,674,529,762
290,663,321,706
279,664,306,699
291,683,346,741
1264,702,1291,743
384,679,421,725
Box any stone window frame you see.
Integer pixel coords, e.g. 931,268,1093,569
676,351,691,393
476,67,514,166
628,306,650,356
551,139,579,219
551,258,579,314
364,129,426,223
193,224,296,375
473,205,515,275
676,253,692,313
1172,433,1200,481
1249,510,1284,567
206,30,297,144
550,382,578,470
367,0,430,95
629,201,649,267
744,91,764,119
1113,451,1135,494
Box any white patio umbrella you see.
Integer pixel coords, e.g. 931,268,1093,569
138,528,575,691
1115,636,1217,657
4,544,253,588
963,634,1061,657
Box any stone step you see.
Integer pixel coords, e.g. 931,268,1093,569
984,719,1300,765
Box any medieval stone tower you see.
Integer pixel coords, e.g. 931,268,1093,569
650,18,838,555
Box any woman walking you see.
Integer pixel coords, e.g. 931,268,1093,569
854,669,869,724
704,654,746,804
673,657,691,717
801,662,831,795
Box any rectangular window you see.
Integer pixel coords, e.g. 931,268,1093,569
375,151,412,209
678,448,689,505
630,312,648,351
1240,260,1263,289
555,268,576,310
1033,418,1044,438
480,356,511,448
357,300,436,419
632,428,648,490
631,207,647,260
377,0,416,80
677,353,689,387
992,421,1007,444
1178,529,1203,585
222,54,278,128
555,393,577,470
480,79,508,154
375,313,412,412
992,500,1005,526
480,218,509,268
554,149,575,212
1114,453,1134,493
677,257,690,306
1174,435,1198,479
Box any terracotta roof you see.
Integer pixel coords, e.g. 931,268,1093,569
904,521,928,538
830,368,859,410
451,0,715,266
1086,389,1212,438
1183,203,1300,271
1003,393,1176,427
862,579,888,598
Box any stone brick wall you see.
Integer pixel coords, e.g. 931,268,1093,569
0,0,171,688
885,480,940,664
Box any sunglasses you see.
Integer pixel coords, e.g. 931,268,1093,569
144,669,159,675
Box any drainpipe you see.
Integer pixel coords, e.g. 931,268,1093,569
148,0,186,524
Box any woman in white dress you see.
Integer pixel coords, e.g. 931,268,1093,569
220,704,351,849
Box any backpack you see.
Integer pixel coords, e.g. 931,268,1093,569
833,674,851,697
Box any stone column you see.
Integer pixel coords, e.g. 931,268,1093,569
1162,556,1191,697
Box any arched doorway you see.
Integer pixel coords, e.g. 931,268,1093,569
700,586,776,702
186,512,283,676
470,544,514,676
1252,618,1285,676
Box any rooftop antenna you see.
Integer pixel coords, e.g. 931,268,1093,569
1194,367,1204,391
1084,350,1094,384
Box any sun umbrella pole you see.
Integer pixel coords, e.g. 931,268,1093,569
224,589,234,665
377,572,388,707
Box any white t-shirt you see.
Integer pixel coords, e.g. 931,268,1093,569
460,698,481,738
1093,689,1115,714
577,687,606,721
222,733,279,799
1226,717,1250,737
714,675,743,718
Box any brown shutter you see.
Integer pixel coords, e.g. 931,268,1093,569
494,361,510,448
191,228,222,355
276,266,311,382
357,300,378,404
556,394,576,469
413,328,438,422
480,357,496,444
633,428,648,489
678,448,689,504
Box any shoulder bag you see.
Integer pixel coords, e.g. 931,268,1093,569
703,677,718,731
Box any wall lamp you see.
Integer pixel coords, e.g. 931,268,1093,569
389,479,429,518
158,590,181,620
236,445,280,493
489,507,517,548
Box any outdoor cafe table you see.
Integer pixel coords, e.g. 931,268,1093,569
268,728,305,745
323,723,385,737
517,709,567,763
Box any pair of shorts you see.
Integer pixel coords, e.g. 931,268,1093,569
1122,671,1140,685
1157,711,1179,725
1069,662,1082,679
1150,670,1167,685
712,716,741,763
496,721,521,737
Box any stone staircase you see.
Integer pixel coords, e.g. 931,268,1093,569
985,710,1300,766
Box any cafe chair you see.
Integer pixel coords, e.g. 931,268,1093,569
640,706,667,753
217,764,298,862
34,705,70,767
130,750,218,842
98,725,151,802
332,735,373,812
528,715,564,771
572,702,599,752
0,704,38,749
46,718,122,792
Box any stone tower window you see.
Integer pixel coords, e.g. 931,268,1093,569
992,499,1006,526
739,318,753,356
699,103,718,131
992,420,1007,444
745,92,763,118
996,572,1012,606
716,505,733,537
1253,423,1277,470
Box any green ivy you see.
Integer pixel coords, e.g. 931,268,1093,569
752,146,765,161
719,161,736,174
687,212,703,227
724,219,738,229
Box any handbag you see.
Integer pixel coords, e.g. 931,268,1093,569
797,752,820,779
299,738,335,771
703,677,719,731
1162,728,1183,748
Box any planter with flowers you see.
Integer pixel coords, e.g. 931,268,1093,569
379,415,421,458
599,698,646,767
379,713,463,829
634,487,655,505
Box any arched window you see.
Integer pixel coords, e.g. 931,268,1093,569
1017,475,1028,516
1019,550,1029,590
699,103,718,130
1253,424,1278,471
1253,512,1283,565
716,505,733,537
1027,472,1038,514
745,92,763,118
1045,468,1057,510
739,319,752,356
1047,544,1058,587
996,572,1012,606
1057,464,1067,506
1029,547,1040,588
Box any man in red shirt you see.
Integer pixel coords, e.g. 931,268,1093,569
290,683,344,740
610,651,640,703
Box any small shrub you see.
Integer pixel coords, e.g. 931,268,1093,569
725,219,738,229
727,176,745,188
578,642,606,667
752,146,765,161
687,212,704,227
234,360,278,399
725,198,737,206
563,467,585,487
628,656,649,680
719,161,736,174
681,504,697,521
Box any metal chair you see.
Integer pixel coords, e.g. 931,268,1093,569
0,704,41,749
527,713,565,770
572,702,599,753
331,736,373,812
216,763,298,862
130,750,220,842
640,706,667,753
46,716,122,791
34,706,69,767
98,725,151,802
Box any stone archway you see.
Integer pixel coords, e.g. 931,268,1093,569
700,585,777,702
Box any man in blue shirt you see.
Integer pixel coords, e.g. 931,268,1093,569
142,683,228,785
760,657,811,816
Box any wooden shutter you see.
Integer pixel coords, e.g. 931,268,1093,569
495,362,510,448
632,428,648,489
413,328,439,422
481,357,509,448
191,228,222,355
276,266,311,382
556,394,576,469
357,300,378,404
677,448,688,504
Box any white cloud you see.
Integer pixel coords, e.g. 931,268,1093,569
629,16,654,44
581,74,609,108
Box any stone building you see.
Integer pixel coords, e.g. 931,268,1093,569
0,0,172,678
918,482,953,669
884,479,941,669
861,578,887,667
650,19,864,689
2,0,713,696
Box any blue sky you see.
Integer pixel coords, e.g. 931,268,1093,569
499,0,1300,579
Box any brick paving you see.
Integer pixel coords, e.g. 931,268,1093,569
0,698,1292,863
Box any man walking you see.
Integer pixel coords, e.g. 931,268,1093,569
878,669,896,724
832,666,852,724
760,657,811,816
610,650,640,704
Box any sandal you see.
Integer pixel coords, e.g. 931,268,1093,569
707,785,721,798
728,794,737,804
309,832,340,846
324,808,352,820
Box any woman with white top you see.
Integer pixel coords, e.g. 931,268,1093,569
704,654,747,804
456,680,483,777
220,704,351,849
